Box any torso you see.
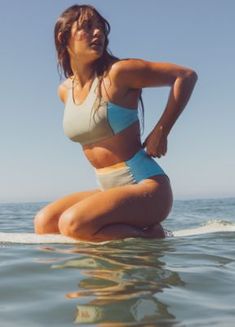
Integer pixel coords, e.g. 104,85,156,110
61,62,142,168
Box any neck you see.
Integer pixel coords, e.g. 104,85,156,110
70,57,96,86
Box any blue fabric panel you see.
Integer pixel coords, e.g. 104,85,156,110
126,149,166,182
107,102,139,133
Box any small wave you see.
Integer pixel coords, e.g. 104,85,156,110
202,219,234,226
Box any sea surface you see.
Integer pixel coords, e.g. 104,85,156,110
0,197,235,326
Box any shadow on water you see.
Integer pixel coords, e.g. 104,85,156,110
40,238,184,326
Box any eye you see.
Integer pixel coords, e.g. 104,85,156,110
78,19,104,34
80,20,92,31
95,21,104,31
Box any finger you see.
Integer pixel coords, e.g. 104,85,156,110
163,141,167,155
155,144,163,157
148,149,156,157
161,144,166,156
152,150,160,158
159,140,166,156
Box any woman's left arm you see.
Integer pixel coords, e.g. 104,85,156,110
111,59,198,157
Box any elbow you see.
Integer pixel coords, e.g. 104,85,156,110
175,69,198,89
184,69,198,84
175,69,198,86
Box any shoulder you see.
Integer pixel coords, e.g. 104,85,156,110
109,58,146,87
104,58,147,94
108,58,163,89
57,78,72,103
109,58,197,89
110,58,147,73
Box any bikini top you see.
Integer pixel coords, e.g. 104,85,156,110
63,75,139,146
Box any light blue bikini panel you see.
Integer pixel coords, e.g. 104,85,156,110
126,149,165,182
107,102,139,134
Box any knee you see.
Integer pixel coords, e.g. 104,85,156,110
34,210,47,234
34,208,59,234
58,210,93,240
58,211,72,237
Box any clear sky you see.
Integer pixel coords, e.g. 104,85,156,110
0,0,234,202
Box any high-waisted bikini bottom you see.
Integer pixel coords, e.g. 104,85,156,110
94,149,168,191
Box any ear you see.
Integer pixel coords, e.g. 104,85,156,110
57,32,63,43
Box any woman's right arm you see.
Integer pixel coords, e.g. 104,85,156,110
110,59,198,158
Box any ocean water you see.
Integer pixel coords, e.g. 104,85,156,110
0,197,235,326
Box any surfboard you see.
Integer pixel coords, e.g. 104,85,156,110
0,221,234,244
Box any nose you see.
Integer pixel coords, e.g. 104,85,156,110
93,26,103,37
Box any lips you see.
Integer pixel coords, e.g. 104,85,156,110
90,39,103,47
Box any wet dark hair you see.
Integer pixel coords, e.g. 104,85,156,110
54,4,144,134
54,4,117,78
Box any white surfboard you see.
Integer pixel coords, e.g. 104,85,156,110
0,221,234,244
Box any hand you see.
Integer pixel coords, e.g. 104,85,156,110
142,125,168,158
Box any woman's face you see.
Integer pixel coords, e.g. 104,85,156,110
67,15,105,62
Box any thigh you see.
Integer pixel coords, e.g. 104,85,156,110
41,189,102,214
59,175,173,235
34,188,101,233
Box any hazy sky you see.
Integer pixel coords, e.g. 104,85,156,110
0,0,234,202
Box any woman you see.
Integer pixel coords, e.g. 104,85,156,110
34,4,197,242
